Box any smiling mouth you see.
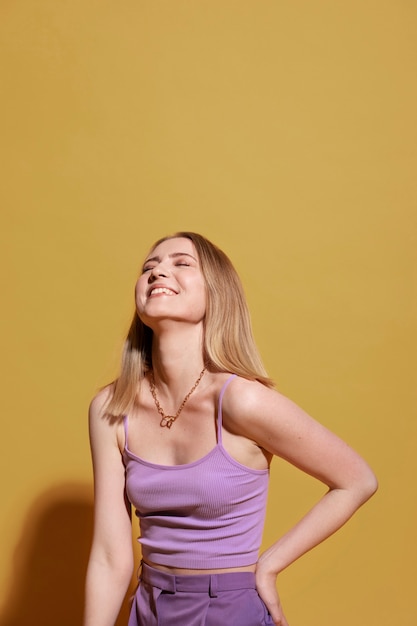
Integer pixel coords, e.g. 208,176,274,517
149,287,177,296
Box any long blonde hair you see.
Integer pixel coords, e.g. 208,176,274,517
106,232,273,418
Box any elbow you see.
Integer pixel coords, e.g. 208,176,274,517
357,465,378,505
113,552,135,587
87,545,134,590
367,471,379,499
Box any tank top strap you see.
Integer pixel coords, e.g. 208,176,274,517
217,374,237,443
123,414,129,449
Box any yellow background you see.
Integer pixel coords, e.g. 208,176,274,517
1,1,416,624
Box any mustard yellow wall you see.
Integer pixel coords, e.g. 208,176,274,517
1,2,416,624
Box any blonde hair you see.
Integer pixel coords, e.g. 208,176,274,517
106,232,273,418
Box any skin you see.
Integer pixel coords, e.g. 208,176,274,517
84,238,378,626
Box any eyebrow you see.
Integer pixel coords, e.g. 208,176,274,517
143,252,198,265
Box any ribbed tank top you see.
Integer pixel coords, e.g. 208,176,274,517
123,375,269,569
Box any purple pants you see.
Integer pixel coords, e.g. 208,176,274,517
128,563,274,626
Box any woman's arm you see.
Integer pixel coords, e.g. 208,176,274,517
224,378,378,626
84,389,134,626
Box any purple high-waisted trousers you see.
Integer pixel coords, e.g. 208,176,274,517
128,563,274,626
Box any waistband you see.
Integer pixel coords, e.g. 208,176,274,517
140,562,257,596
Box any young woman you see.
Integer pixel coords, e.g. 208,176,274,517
84,232,377,626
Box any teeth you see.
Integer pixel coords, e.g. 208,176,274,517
150,287,176,296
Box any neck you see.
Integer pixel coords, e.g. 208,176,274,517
150,324,206,398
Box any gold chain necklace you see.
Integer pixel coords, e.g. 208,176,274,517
149,367,206,429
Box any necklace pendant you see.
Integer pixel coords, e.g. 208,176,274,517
151,367,206,430
160,416,175,428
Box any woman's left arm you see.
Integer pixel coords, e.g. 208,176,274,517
224,379,378,625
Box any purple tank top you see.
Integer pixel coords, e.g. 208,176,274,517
123,375,269,569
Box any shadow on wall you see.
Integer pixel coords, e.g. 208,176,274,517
0,483,132,626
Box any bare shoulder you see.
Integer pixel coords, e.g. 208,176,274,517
89,384,114,420
88,384,120,441
221,376,292,418
220,375,319,445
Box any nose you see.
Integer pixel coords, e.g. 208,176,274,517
148,263,170,281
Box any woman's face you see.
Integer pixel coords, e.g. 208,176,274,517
135,237,207,329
